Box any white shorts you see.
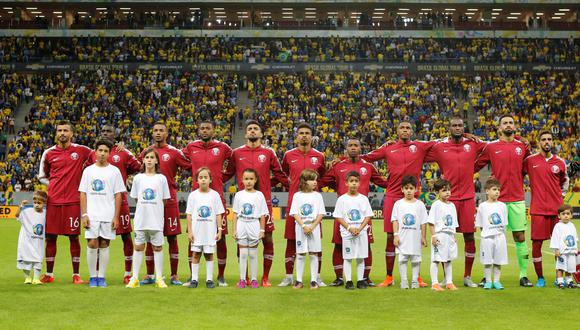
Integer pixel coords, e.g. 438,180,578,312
85,221,116,240
398,254,422,263
191,245,216,254
556,254,577,273
480,233,508,265
295,222,322,254
237,220,260,247
342,234,368,260
430,232,458,263
17,260,42,271
134,230,164,246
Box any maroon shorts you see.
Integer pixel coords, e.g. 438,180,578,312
116,203,132,235
264,205,275,233
382,195,398,233
46,204,81,235
332,220,374,244
531,215,558,241
451,199,476,234
163,203,181,236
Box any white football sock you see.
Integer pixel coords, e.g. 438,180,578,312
131,250,143,280
153,250,163,280
191,263,199,282
206,259,214,282
33,268,41,279
411,262,421,283
493,265,501,282
249,248,258,281
296,254,305,283
484,265,492,282
310,254,319,283
87,247,98,278
239,248,248,280
444,262,453,284
356,259,364,282
399,260,408,284
430,262,439,285
97,247,109,278
343,259,353,282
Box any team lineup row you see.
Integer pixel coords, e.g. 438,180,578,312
16,115,575,290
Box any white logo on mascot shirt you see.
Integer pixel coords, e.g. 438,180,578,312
212,147,220,156
515,147,523,156
463,144,471,152
409,145,417,153
360,167,368,176
112,155,121,163
70,152,79,160
310,157,318,165
551,165,560,174
258,154,267,163
162,154,170,162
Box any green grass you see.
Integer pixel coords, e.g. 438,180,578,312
0,218,578,329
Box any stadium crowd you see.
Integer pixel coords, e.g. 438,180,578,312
1,36,578,64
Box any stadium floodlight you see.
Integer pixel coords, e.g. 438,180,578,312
236,12,248,14
492,9,503,11
551,16,562,19
305,8,316,10
398,8,410,11
507,16,518,19
421,9,432,11
492,13,500,16
536,13,544,16
467,9,478,11
213,8,224,10
282,8,293,11
558,9,570,12
96,8,107,10
53,11,62,14
445,9,456,11
120,8,131,10
7,11,13,13
396,12,409,15
554,13,566,16
3,7,12,10
26,7,37,10
375,8,385,11
509,12,521,15
77,11,88,14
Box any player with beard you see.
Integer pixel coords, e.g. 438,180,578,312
278,123,326,287
319,138,389,286
224,120,289,287
182,120,233,287
424,117,485,287
38,120,92,284
523,131,569,287
139,122,191,286
475,115,533,287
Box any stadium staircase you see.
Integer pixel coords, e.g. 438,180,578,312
10,100,33,141
231,90,252,147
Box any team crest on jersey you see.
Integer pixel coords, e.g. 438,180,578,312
347,209,361,222
564,235,576,247
488,213,502,225
360,167,368,176
242,203,254,215
551,165,560,174
162,154,170,162
310,157,318,165
409,145,417,153
515,147,523,155
300,204,314,217
143,188,156,201
444,214,453,226
258,154,267,163
212,147,220,156
91,179,105,192
463,144,471,152
112,155,121,163
33,224,44,236
70,152,79,160
403,214,415,226
198,206,212,218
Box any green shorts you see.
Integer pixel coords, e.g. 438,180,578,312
506,201,527,232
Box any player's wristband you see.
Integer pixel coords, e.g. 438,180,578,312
82,213,88,218
393,232,400,236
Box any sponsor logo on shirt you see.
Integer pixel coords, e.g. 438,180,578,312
71,152,79,160
347,209,362,222
33,223,44,236
403,214,415,226
162,154,170,162
258,154,267,163
198,206,212,219
143,188,156,201
564,235,576,248
300,203,314,217
488,213,502,225
91,179,105,192
212,147,220,156
112,155,121,163
242,203,254,216
551,165,560,174
409,145,417,153
444,214,453,227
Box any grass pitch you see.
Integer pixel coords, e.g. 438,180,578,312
0,218,578,329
